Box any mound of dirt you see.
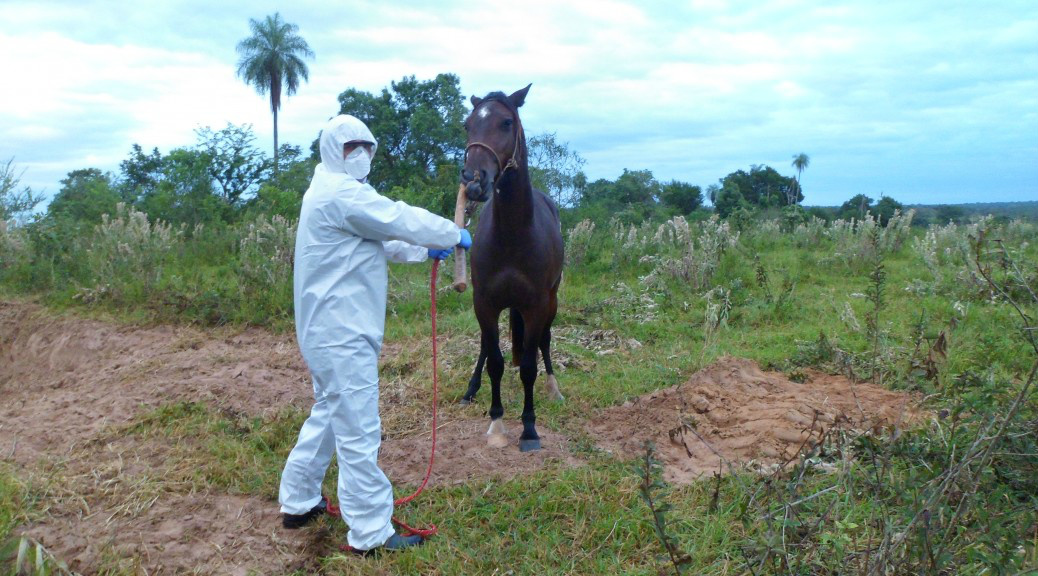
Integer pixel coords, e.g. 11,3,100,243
589,357,925,484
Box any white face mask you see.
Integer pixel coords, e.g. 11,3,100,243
343,147,372,181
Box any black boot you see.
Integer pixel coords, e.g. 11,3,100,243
383,533,425,550
281,497,328,529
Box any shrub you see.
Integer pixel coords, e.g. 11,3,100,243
0,220,30,276
565,219,595,267
641,215,740,292
78,203,182,304
236,214,295,322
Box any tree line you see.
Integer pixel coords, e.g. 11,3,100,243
2,11,928,234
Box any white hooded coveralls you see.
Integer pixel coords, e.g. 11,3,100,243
279,115,461,550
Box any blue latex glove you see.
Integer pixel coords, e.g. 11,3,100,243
428,247,454,260
458,229,472,250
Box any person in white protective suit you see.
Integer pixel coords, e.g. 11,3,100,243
279,114,472,552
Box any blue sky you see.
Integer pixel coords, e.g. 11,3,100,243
1,0,1036,208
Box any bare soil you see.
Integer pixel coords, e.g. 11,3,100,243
590,356,925,483
0,300,923,574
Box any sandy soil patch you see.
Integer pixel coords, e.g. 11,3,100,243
590,356,924,483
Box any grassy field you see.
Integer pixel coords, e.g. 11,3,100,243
2,209,1036,574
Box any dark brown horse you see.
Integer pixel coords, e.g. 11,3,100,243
459,84,564,452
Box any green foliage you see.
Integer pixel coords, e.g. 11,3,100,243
874,196,905,226
659,180,704,215
577,169,664,224
637,442,692,575
838,193,873,221
77,203,183,305
236,213,295,324
711,180,748,219
0,158,44,223
790,152,810,205
136,148,226,226
837,192,906,226
47,168,121,223
194,123,273,206
717,164,800,210
528,131,587,207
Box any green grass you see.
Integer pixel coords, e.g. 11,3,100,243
2,214,1038,574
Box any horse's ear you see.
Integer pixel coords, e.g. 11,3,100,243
509,84,532,108
470,95,483,108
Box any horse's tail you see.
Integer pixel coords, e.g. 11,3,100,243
510,307,524,367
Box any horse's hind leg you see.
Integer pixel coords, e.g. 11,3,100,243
540,326,563,402
461,347,486,404
541,285,563,402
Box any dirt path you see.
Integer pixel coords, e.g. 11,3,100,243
0,300,923,574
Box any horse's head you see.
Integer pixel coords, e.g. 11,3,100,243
460,84,531,202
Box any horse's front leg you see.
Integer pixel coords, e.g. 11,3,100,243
518,316,545,452
478,311,508,448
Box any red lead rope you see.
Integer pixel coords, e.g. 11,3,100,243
327,260,441,541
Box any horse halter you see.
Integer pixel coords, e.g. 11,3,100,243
464,102,524,180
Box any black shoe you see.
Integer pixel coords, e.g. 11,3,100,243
383,533,425,550
282,497,328,529
346,533,426,556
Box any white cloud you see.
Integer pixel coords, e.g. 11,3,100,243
0,0,1035,205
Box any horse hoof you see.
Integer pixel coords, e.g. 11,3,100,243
519,438,542,452
546,375,564,403
487,433,509,448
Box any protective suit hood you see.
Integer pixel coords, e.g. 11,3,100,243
319,115,379,174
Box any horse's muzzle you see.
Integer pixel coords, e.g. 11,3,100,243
460,168,492,202
465,181,490,202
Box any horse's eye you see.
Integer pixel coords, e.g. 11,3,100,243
501,119,513,131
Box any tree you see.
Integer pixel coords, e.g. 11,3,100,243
336,74,467,193
247,144,316,219
577,169,661,224
719,164,799,209
873,195,904,226
790,153,809,205
130,148,224,226
194,123,273,207
118,144,165,206
713,181,748,218
235,13,314,172
0,158,44,223
48,168,120,223
527,132,586,207
935,204,965,224
660,180,703,215
839,194,873,221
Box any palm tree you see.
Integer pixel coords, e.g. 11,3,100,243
236,13,314,172
790,152,810,205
